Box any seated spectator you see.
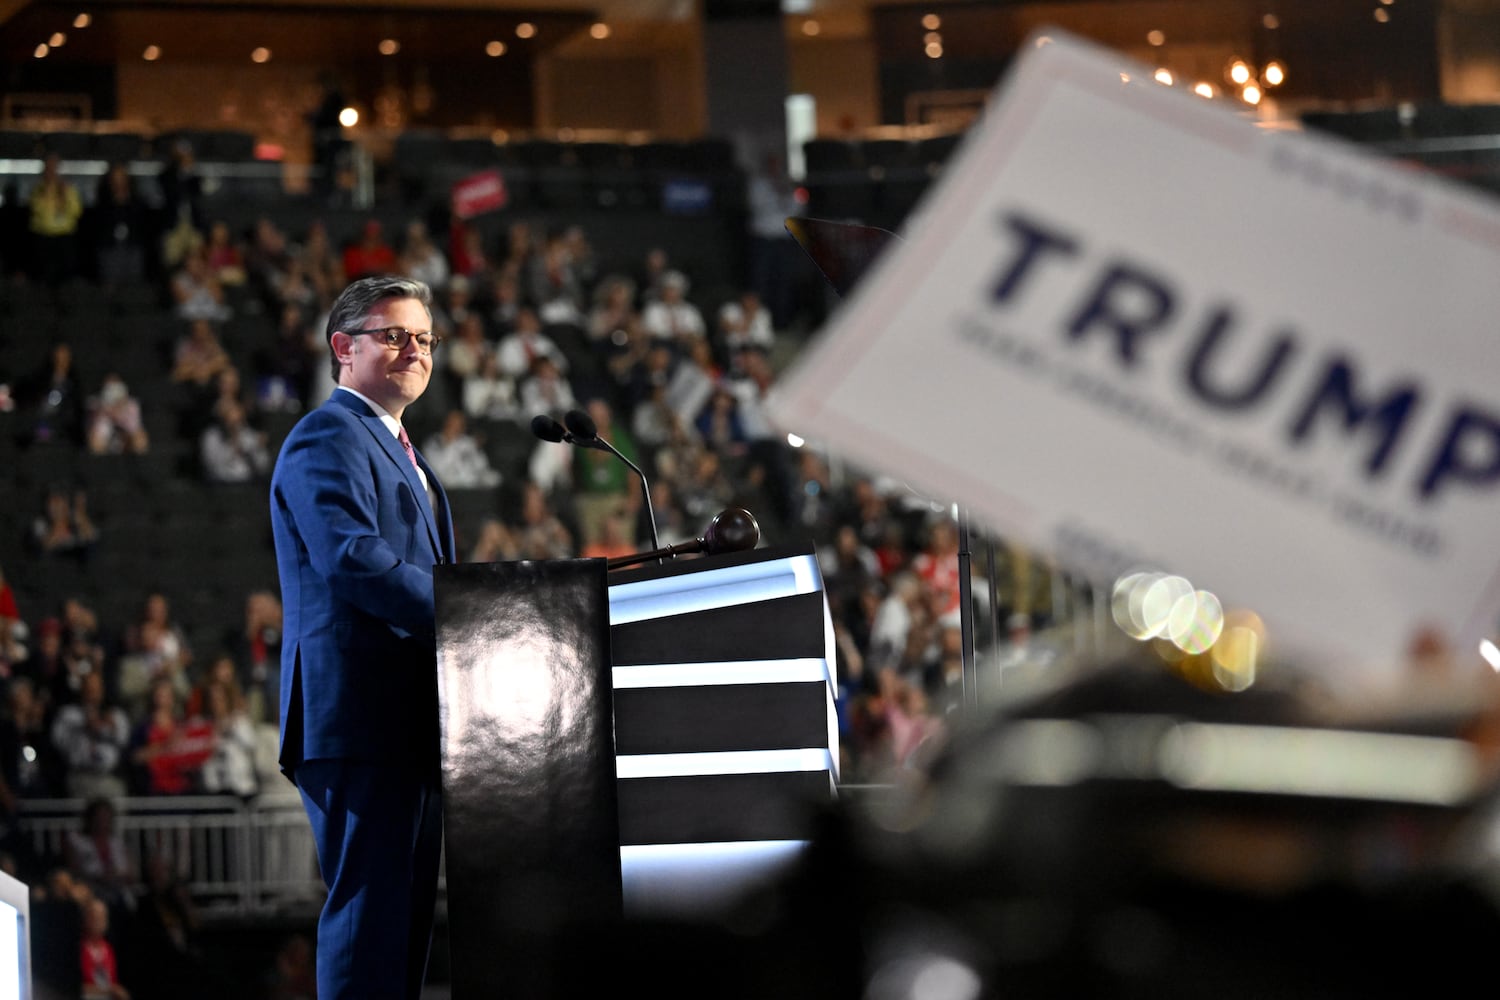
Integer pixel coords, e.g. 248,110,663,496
422,410,501,489
184,652,248,720
130,678,213,796
635,246,672,306
170,319,233,393
299,218,345,300
432,272,476,338
15,616,67,708
266,251,320,314
717,289,776,355
580,510,636,559
254,302,318,413
449,220,491,281
517,355,578,420
132,850,238,999
266,933,317,1000
86,374,150,455
632,382,694,454
606,318,659,408
442,312,493,400
209,365,260,430
80,895,130,999
561,224,597,290
169,244,231,322
232,592,281,725
571,398,639,547
244,216,292,294
91,162,150,289
0,560,21,646
675,449,734,522
159,139,204,238
820,524,883,620
27,152,83,286
21,610,104,712
587,275,638,345
341,218,396,280
469,518,519,563
118,593,193,714
203,220,246,285
31,486,98,563
51,672,131,799
462,353,519,424
665,339,719,428
19,342,85,448
496,308,568,380
200,400,271,483
63,799,134,909
0,676,65,800
198,681,258,799
528,227,584,326
486,266,523,337
694,384,749,459
500,219,535,276
513,481,573,560
30,868,88,997
398,219,450,291
641,270,706,347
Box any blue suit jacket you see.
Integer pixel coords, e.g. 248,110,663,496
270,390,456,776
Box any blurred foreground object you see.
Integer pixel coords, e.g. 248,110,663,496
561,645,1500,998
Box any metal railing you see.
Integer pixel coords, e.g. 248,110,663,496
16,793,326,916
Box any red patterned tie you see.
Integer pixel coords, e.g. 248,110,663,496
397,425,421,474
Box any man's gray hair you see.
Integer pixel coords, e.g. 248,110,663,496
326,275,433,382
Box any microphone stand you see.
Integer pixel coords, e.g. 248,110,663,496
590,435,661,556
608,537,706,570
957,505,980,714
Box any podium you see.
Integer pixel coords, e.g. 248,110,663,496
435,542,838,998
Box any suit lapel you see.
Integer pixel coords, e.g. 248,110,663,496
329,392,447,560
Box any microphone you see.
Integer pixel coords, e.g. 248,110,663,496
530,414,569,444
607,508,760,570
562,409,607,450
564,408,661,552
532,409,661,554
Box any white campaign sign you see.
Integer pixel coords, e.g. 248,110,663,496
769,31,1500,676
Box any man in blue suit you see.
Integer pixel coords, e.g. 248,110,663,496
270,275,456,999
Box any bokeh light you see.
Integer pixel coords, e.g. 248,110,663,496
1168,590,1224,655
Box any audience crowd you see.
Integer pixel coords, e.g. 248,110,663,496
0,142,1026,998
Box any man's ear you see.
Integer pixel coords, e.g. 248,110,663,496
330,331,354,366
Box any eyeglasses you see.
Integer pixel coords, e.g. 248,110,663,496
356,326,442,355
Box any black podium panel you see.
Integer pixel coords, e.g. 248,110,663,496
610,591,828,666
435,559,621,1000
617,771,837,845
614,680,830,755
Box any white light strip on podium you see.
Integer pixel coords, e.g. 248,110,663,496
620,840,810,917
612,658,832,689
608,553,823,624
615,748,836,779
